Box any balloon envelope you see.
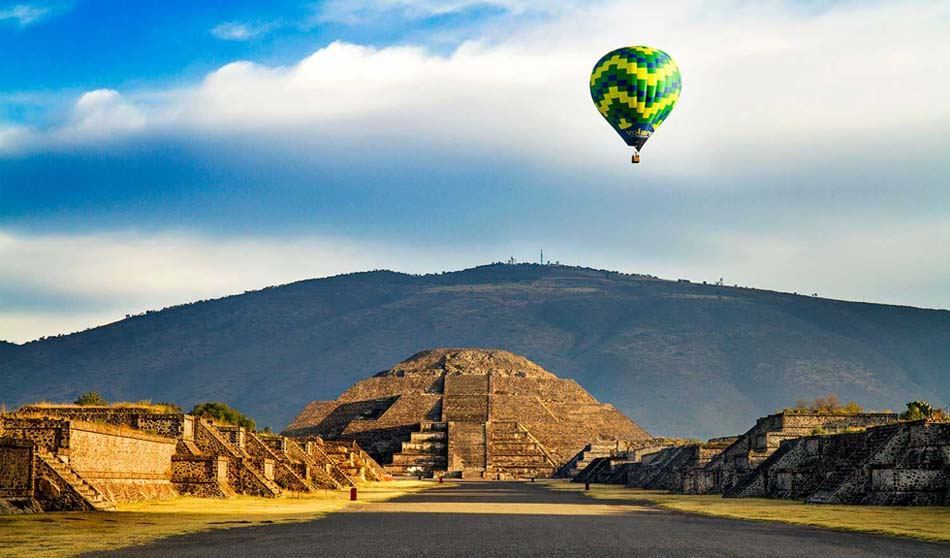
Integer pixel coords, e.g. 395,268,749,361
590,46,681,151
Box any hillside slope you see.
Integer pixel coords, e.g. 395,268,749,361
1,264,948,438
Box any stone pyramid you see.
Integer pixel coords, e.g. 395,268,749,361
285,348,649,478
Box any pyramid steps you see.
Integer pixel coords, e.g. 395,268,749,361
35,450,116,511
386,421,449,476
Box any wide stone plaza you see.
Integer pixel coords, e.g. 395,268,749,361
90,480,948,558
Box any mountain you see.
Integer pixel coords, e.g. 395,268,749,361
1,264,948,438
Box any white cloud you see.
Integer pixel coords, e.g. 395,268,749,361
3,1,949,178
3,214,949,343
612,218,950,311
0,124,33,152
0,3,49,26
0,229,485,342
0,310,127,344
62,89,148,137
211,21,277,41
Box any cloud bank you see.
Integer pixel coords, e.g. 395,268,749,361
2,1,949,342
3,1,948,177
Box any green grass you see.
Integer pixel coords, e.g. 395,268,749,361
547,482,950,543
0,480,432,558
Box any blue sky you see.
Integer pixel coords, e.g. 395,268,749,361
2,0,949,342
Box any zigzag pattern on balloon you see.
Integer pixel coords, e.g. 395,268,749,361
590,46,681,149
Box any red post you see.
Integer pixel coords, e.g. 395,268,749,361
350,487,357,501
438,476,443,484
585,482,590,491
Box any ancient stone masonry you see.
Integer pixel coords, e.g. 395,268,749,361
624,438,737,491
729,420,950,505
0,438,34,499
568,409,950,507
682,412,898,495
1,404,382,512
286,348,650,478
0,415,175,511
569,439,689,485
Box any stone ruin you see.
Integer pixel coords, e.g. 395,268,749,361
0,404,386,513
572,410,950,505
730,419,950,505
566,438,701,484
285,348,650,479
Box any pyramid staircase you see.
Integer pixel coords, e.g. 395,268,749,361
487,422,557,479
298,438,356,487
725,440,796,498
193,419,282,497
35,450,116,511
245,431,317,493
386,421,448,477
276,437,346,489
805,425,903,504
556,443,619,478
571,457,616,484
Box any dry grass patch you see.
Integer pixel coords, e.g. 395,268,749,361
0,480,431,558
546,481,950,543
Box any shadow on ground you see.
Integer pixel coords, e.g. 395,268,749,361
88,481,950,558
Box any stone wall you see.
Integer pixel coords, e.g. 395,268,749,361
172,455,232,497
0,438,33,498
0,417,70,452
2,407,376,512
67,422,177,502
731,420,950,505
18,405,145,427
693,412,899,495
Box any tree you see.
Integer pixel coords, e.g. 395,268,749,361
901,400,934,421
789,394,863,415
190,402,256,430
75,391,107,406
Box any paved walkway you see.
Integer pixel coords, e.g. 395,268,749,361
91,481,949,557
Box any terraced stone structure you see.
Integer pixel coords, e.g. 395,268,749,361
1,404,385,512
624,437,738,491
286,348,649,478
730,419,950,505
571,438,705,485
683,411,898,495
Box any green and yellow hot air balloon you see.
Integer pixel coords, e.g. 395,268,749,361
590,46,681,163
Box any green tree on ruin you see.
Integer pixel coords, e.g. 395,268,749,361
901,400,935,421
75,391,108,406
191,401,256,430
788,394,863,415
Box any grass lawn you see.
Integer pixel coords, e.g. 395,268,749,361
547,481,950,543
0,480,432,557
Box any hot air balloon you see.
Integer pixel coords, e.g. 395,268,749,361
590,46,681,163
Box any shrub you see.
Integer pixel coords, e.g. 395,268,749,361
787,394,863,415
191,402,255,430
154,401,183,414
75,391,107,406
901,400,934,421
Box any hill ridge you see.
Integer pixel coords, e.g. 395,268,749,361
1,262,947,438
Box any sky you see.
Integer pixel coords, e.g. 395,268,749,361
1,0,949,343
